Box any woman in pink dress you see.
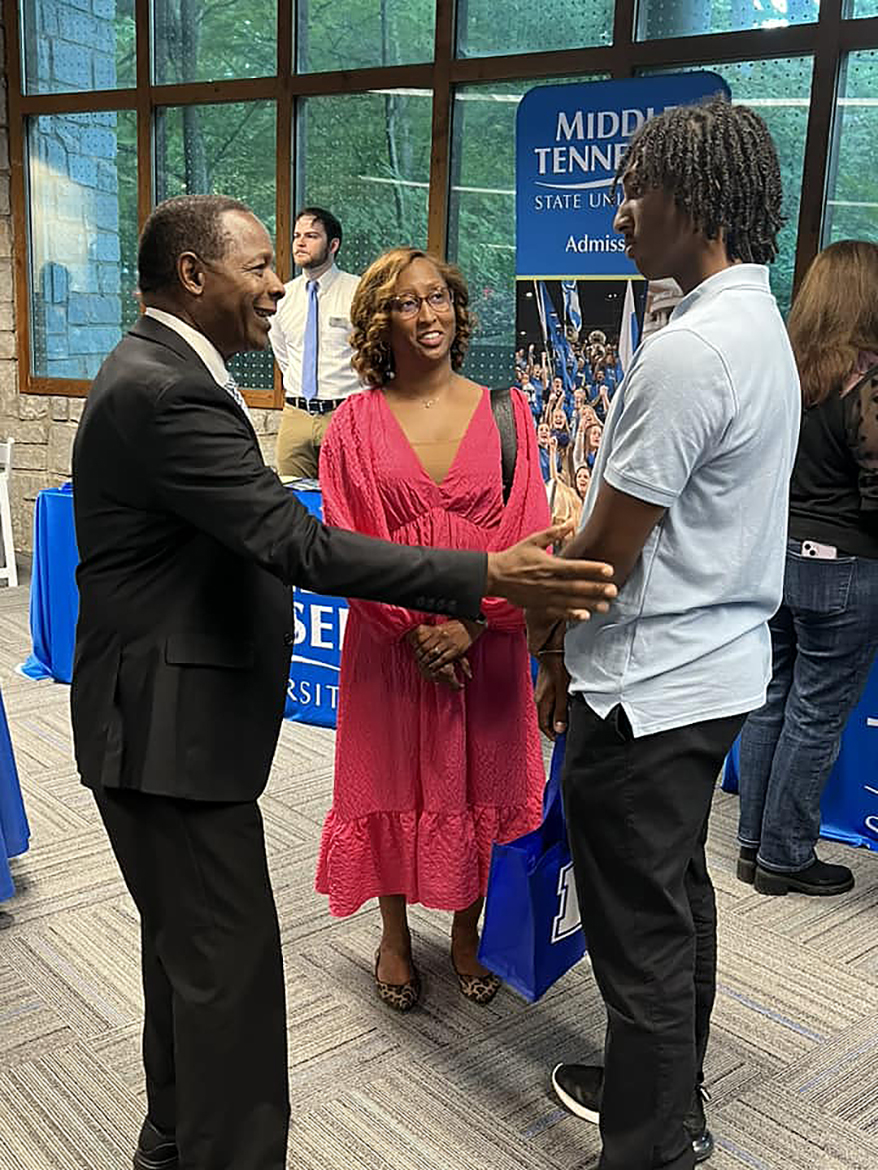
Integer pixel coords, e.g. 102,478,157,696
315,247,550,1010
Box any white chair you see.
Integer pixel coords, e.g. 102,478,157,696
0,439,18,588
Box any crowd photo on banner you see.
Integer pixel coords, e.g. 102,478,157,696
511,276,673,534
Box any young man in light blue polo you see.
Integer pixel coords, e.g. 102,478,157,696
528,97,801,1170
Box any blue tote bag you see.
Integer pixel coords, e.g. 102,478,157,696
477,734,586,1002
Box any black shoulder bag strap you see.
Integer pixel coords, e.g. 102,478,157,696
490,386,518,505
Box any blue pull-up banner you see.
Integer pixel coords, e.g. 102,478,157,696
515,73,729,279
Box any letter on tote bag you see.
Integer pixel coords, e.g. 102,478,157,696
477,734,586,1002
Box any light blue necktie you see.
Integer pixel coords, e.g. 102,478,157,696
302,279,319,401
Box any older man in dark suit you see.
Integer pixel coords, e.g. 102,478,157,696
71,195,616,1170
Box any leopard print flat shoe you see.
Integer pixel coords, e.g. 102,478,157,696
374,949,421,1012
451,953,501,1005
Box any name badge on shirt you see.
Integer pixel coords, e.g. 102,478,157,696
328,317,350,329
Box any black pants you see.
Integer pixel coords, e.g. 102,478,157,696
93,787,289,1170
563,698,745,1170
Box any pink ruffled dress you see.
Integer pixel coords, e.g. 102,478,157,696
315,387,550,916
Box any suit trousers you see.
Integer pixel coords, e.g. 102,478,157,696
563,697,745,1170
93,787,289,1170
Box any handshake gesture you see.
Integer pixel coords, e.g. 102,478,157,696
485,523,615,620
407,524,616,692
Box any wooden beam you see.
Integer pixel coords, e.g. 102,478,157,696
288,62,433,96
449,22,821,86
426,0,455,258
611,0,636,79
27,378,88,397
135,0,152,232
839,15,878,48
792,0,843,293
149,76,280,108
18,88,138,114
272,0,294,409
4,0,33,394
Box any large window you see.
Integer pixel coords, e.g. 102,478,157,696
153,0,278,83
297,0,436,71
636,0,819,40
296,90,433,274
153,100,278,388
21,0,136,93
8,1,878,401
825,50,878,244
28,111,138,378
456,0,613,58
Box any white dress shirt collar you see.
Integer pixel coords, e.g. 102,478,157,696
144,307,232,389
299,262,342,293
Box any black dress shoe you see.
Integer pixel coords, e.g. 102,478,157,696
551,1064,714,1161
133,1118,178,1170
754,857,854,897
736,845,758,885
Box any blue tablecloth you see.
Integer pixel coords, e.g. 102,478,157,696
722,665,878,853
19,484,80,684
0,688,29,902
19,483,345,729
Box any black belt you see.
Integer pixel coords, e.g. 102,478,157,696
285,396,344,415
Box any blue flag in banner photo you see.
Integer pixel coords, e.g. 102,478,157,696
540,282,576,396
618,278,640,375
562,280,582,335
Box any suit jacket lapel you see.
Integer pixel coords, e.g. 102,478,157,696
128,316,258,438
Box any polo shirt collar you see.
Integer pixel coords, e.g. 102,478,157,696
671,264,770,323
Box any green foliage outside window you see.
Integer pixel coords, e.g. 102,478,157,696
825,51,878,247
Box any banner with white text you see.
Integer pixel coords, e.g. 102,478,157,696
514,74,729,474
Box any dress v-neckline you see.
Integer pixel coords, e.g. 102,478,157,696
380,387,487,489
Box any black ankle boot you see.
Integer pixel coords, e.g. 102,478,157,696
754,857,854,897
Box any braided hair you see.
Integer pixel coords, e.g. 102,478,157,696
616,95,784,265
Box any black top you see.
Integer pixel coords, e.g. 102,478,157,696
788,368,878,558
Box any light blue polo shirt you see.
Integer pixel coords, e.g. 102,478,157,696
565,265,801,737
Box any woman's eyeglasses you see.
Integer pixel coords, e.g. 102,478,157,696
389,288,454,319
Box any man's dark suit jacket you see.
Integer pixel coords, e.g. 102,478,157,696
71,316,486,802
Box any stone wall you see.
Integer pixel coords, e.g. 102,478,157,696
0,10,280,556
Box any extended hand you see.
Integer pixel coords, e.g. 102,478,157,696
485,525,616,619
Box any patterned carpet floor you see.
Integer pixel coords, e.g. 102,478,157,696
1,575,877,1169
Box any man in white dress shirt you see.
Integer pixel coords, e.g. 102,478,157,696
269,207,361,479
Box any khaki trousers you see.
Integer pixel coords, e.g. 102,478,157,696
275,403,336,479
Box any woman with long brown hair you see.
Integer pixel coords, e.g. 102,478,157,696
737,239,878,896
315,247,551,1009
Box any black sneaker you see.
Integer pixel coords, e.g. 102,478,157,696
754,857,854,897
133,1118,178,1170
551,1064,714,1163
551,1063,602,1123
685,1085,715,1163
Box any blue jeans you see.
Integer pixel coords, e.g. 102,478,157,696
738,542,878,872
